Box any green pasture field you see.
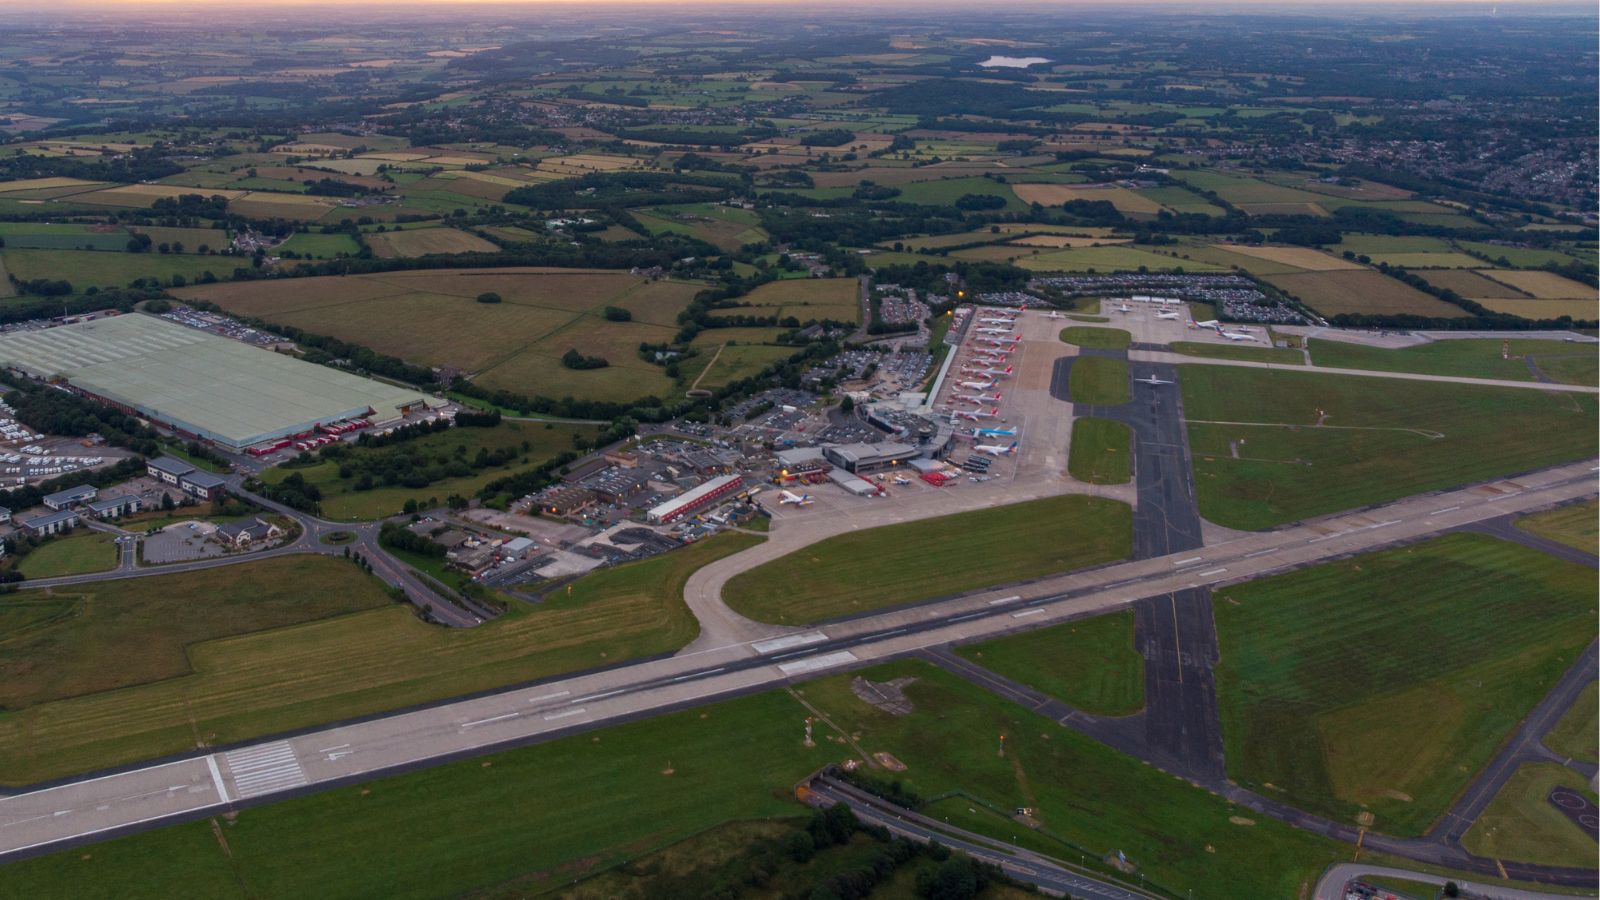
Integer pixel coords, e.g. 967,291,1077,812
954,610,1143,715
1461,764,1599,868
0,532,761,786
1263,270,1468,319
276,232,361,258
1017,245,1224,273
1416,268,1530,299
365,226,498,258
633,203,767,252
894,176,1026,212
1515,500,1598,557
1213,533,1597,835
1308,338,1598,386
1168,341,1304,364
259,420,602,520
1335,234,1456,255
14,531,118,579
3,248,227,288
689,343,798,391
716,277,859,322
0,222,128,251
1543,682,1598,763
1363,252,1483,269
176,269,702,404
724,496,1131,625
1170,170,1328,207
1133,185,1225,216
1067,417,1132,484
1058,326,1130,349
1458,241,1581,268
1068,356,1129,405
1179,365,1598,530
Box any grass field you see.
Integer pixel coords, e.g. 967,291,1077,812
366,227,501,258
954,610,1143,715
0,533,760,785
1213,244,1361,271
1475,297,1599,321
0,658,1357,900
1478,269,1596,300
4,248,228,288
1264,270,1468,318
1461,764,1599,867
1058,326,1130,349
800,660,1354,897
1017,245,1223,273
1168,341,1304,365
1417,268,1531,299
14,531,117,578
176,268,702,404
1459,241,1582,268
1308,338,1599,386
275,232,361,259
1365,252,1483,269
1068,356,1129,405
1179,366,1598,530
259,420,602,520
633,203,768,252
725,496,1131,625
1515,500,1598,556
1012,183,1163,215
713,277,859,322
1067,417,1131,484
1543,682,1598,763
1213,533,1597,835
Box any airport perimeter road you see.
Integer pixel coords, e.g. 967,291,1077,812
1128,348,1600,394
0,460,1594,862
1311,863,1596,900
806,776,1156,900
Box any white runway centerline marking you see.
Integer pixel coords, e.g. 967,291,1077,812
1172,556,1203,567
524,690,571,704
461,712,519,729
777,650,857,675
542,708,587,721
986,595,1023,606
224,741,307,800
571,689,625,704
1197,568,1227,577
1011,608,1046,619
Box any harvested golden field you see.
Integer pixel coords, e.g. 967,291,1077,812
365,227,499,258
1213,244,1363,271
74,183,248,207
1264,270,1470,318
1479,270,1596,300
0,177,105,194
1011,183,1165,214
1419,269,1530,299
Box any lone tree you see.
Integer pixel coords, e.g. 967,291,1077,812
476,292,502,304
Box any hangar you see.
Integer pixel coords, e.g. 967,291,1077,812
0,314,439,450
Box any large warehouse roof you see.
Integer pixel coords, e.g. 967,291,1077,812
0,314,433,449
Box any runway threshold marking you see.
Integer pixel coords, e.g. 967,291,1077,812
224,741,307,800
205,755,231,805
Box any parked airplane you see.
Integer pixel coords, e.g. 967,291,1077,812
958,378,995,390
967,406,1001,419
977,337,1019,347
956,391,1002,402
1136,374,1174,386
1220,330,1260,342
974,441,1019,457
975,327,1013,336
979,316,1015,325
891,475,912,486
1115,303,1133,314
1153,311,1181,320
1043,310,1067,320
779,490,814,506
975,426,1018,437
1194,319,1219,328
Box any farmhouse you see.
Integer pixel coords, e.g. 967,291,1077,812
0,314,441,451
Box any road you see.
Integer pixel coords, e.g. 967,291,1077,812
0,458,1593,863
1312,863,1596,900
806,775,1156,899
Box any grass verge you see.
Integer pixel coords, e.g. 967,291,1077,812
954,610,1143,715
1309,338,1598,387
1168,341,1304,365
725,496,1131,625
1067,356,1129,406
15,531,118,578
1067,417,1131,484
1543,681,1598,764
1515,500,1598,556
1461,764,1599,867
1059,326,1131,349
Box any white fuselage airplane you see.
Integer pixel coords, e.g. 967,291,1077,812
962,406,1001,420
974,441,1018,457
1116,303,1133,314
1136,374,1174,386
977,337,1019,348
1153,311,1180,320
779,490,814,506
975,327,1013,336
1043,310,1067,319
975,426,1017,437
958,378,995,390
979,316,1015,325
955,391,1002,402
1220,330,1259,342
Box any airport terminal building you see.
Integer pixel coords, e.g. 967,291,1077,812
0,313,438,451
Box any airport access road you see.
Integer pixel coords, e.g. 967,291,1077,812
0,458,1593,863
1311,863,1596,900
806,776,1157,900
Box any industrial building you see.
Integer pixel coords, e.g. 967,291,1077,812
146,456,229,500
823,442,919,475
646,474,743,524
0,314,440,451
